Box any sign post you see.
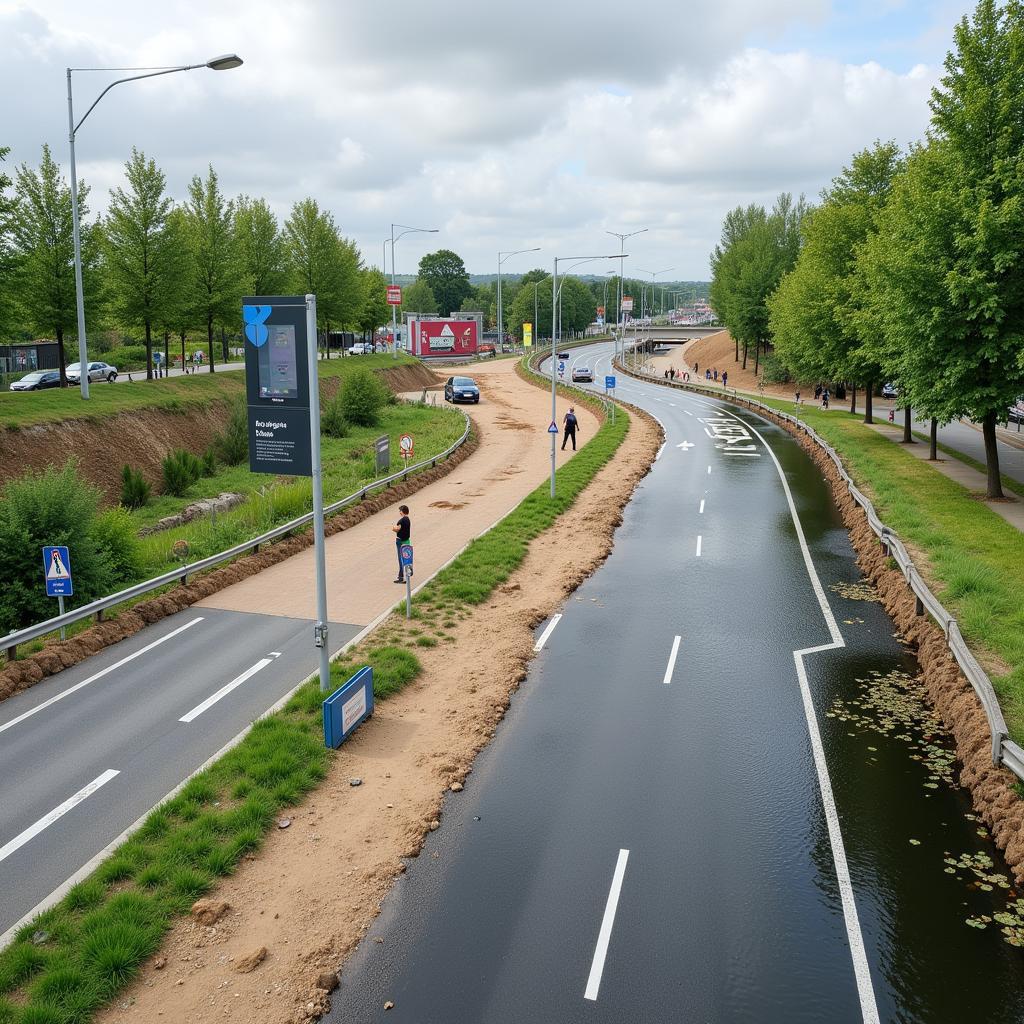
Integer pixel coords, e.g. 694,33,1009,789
605,375,617,425
42,545,72,641
523,322,532,348
386,285,402,307
399,433,414,461
243,295,330,692
400,543,414,618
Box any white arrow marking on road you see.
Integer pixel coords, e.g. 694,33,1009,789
179,657,274,723
0,769,120,865
585,849,630,1001
676,441,695,451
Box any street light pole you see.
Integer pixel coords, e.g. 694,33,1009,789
390,223,439,359
498,246,540,353
606,228,647,365
66,54,243,399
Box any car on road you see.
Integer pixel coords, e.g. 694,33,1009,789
66,361,118,383
444,376,480,404
571,365,594,383
557,351,571,360
9,369,62,391
1009,398,1024,424
881,382,899,400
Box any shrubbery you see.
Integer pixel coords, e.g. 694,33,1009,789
201,449,217,477
760,353,791,385
120,465,150,509
92,506,146,584
0,463,129,632
339,368,390,427
214,400,248,465
161,449,203,497
321,392,349,438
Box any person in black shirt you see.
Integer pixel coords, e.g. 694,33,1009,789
392,504,411,583
561,407,580,451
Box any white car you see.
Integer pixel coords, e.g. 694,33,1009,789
67,361,118,383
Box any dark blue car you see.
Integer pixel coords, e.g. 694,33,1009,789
444,376,480,404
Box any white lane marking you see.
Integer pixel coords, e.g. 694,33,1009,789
0,618,204,735
269,651,282,657
533,613,563,652
684,410,694,417
655,443,666,462
584,849,630,1001
662,636,681,685
677,441,695,451
707,465,712,475
721,409,878,1023
699,499,705,514
0,769,119,865
695,535,703,557
179,657,273,723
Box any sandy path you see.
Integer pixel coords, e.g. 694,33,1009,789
199,359,597,626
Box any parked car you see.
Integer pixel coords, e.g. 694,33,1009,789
478,343,496,358
572,365,594,383
66,361,118,383
881,382,899,400
444,376,480,404
10,369,62,391
348,343,370,355
1009,398,1024,424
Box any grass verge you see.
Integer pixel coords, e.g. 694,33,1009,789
0,364,631,1023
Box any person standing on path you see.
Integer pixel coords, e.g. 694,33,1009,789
562,407,580,451
722,370,728,388
392,504,411,583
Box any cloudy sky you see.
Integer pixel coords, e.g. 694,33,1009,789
1,1,972,280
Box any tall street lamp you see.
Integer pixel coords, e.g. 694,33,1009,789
550,254,622,498
67,54,243,399
390,223,438,359
636,267,674,320
605,228,647,362
497,246,540,352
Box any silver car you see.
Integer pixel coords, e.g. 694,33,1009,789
67,361,118,383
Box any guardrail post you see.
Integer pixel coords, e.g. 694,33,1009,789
252,543,260,555
915,595,924,616
95,608,104,623
994,731,1006,766
5,644,15,665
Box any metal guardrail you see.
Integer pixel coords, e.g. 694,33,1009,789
2,411,472,659
616,354,1022,780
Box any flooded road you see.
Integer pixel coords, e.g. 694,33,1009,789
328,343,1024,1023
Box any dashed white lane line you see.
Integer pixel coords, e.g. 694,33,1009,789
655,443,666,462
684,410,694,417
179,656,274,723
0,617,205,736
0,769,120,865
695,535,703,558
584,849,630,1001
533,613,563,652
699,499,705,514
662,636,681,685
707,465,712,475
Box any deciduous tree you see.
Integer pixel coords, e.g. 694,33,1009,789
402,277,438,315
418,249,471,316
234,195,286,296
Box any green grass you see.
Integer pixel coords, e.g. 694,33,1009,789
0,354,418,431
0,359,632,1023
745,397,1024,740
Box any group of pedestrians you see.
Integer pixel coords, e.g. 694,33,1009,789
813,384,831,410
701,367,727,386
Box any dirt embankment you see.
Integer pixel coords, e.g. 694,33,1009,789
670,330,803,400
0,427,478,704
98,400,662,1024
0,363,440,502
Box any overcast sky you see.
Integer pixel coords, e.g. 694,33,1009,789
1,1,973,280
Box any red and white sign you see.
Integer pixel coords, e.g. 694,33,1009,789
411,319,479,357
597,305,605,316
386,285,402,306
621,296,634,312
399,433,414,459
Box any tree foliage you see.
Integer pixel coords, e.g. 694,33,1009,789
234,195,286,296
402,277,438,315
418,249,471,316
0,146,17,340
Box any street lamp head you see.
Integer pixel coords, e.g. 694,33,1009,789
207,54,243,71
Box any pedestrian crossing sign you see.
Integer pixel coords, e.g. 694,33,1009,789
43,545,73,597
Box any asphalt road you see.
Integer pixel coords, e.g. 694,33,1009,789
328,341,1024,1023
0,607,360,941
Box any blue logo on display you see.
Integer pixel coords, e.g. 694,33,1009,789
243,305,272,347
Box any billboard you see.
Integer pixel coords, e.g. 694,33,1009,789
413,319,479,357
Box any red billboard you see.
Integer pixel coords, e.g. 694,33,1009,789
413,319,478,357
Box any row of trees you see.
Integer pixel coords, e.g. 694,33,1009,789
711,0,1024,499
0,146,400,382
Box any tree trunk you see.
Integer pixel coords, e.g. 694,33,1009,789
982,410,1004,499
164,331,170,378
180,330,186,374
56,325,68,387
929,418,938,461
741,342,748,370
903,405,914,443
207,317,215,373
864,382,873,425
849,382,857,415
754,338,760,375
221,326,228,363
735,336,739,361
145,321,153,381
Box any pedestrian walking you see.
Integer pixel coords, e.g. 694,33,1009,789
814,384,822,400
562,407,580,451
664,369,669,379
694,362,699,374
722,371,728,388
392,504,411,583
705,368,711,380
795,390,801,406
714,368,719,382
822,388,830,410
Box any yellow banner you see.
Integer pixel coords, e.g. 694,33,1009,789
523,323,533,347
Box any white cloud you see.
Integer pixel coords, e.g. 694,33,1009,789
0,0,951,277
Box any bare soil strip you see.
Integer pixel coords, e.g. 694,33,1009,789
97,400,660,1024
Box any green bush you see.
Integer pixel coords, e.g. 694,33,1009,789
339,368,390,427
0,462,115,633
119,465,150,509
760,352,791,385
214,400,248,465
201,449,217,477
161,450,203,497
92,507,146,586
105,344,149,370
320,392,349,438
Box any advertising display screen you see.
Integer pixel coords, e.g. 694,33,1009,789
258,324,299,399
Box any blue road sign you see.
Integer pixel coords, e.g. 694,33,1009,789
605,375,616,389
43,546,73,597
323,666,374,748
548,421,559,434
400,543,414,570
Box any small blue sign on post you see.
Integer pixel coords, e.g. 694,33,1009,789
558,361,566,377
399,542,414,574
548,421,559,434
605,375,616,390
323,666,374,748
43,546,73,597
